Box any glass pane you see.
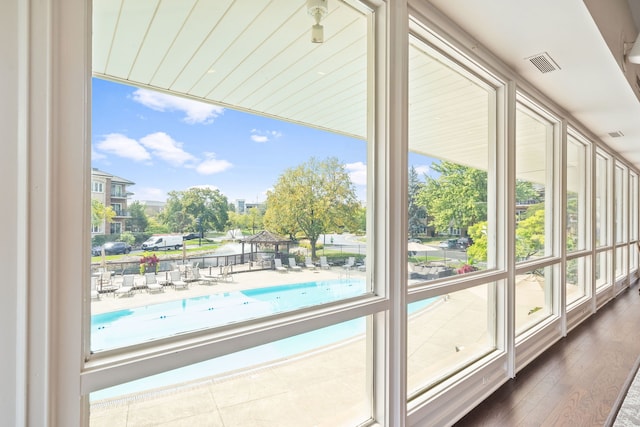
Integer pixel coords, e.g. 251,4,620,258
631,173,638,242
566,136,587,252
90,2,372,351
615,246,627,279
407,37,494,284
595,153,609,247
595,251,610,289
515,105,554,262
615,164,626,244
90,317,370,426
566,256,589,306
515,265,555,335
407,283,498,398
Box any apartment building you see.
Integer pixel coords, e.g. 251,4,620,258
90,168,134,236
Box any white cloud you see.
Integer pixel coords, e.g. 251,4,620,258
91,148,107,161
345,161,367,186
96,133,151,162
196,152,233,175
132,187,167,202
250,129,282,143
139,132,197,167
414,165,431,177
251,135,269,143
132,89,224,124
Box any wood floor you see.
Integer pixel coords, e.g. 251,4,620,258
454,280,640,427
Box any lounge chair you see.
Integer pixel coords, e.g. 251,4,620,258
288,258,301,271
343,257,355,270
90,276,100,300
274,259,288,273
357,257,366,271
217,264,233,282
99,270,115,293
145,272,164,293
170,269,189,289
115,274,135,297
305,257,316,269
320,256,331,269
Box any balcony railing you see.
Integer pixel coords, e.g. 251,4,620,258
111,192,128,198
113,210,130,217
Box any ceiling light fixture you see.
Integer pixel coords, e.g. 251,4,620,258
625,33,640,64
307,0,328,43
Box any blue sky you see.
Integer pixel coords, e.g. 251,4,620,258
92,78,432,204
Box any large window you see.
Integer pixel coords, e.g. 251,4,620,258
514,101,558,335
88,1,376,425
565,132,591,306
406,32,501,401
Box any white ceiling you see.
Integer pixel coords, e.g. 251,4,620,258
428,0,640,170
93,0,640,172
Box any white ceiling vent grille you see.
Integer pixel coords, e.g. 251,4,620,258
608,131,624,138
525,52,561,74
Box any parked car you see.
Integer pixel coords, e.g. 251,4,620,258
438,239,458,249
457,237,474,250
183,232,199,240
92,241,131,256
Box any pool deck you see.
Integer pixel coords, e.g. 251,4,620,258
89,267,556,426
92,265,363,314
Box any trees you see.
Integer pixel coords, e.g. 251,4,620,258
263,157,360,259
160,187,229,233
91,199,116,232
408,166,427,238
416,162,487,235
127,201,149,232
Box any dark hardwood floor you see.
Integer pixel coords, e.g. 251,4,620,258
454,280,640,427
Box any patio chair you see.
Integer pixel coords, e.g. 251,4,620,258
90,276,100,300
145,272,164,293
217,264,233,282
305,257,316,269
170,269,189,289
185,267,201,284
274,258,288,273
288,258,301,271
343,257,355,270
115,274,135,297
99,271,116,293
320,256,331,269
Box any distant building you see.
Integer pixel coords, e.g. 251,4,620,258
236,199,246,214
91,168,134,236
140,200,166,216
236,199,265,214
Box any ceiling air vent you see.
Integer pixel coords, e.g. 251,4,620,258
525,52,561,74
608,131,624,138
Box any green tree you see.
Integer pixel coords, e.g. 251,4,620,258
146,217,170,234
408,166,427,238
516,203,545,260
119,231,136,246
246,207,263,235
264,157,360,258
91,199,116,231
466,221,488,264
416,162,487,235
160,188,229,233
127,201,149,232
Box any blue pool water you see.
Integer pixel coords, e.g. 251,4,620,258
92,278,367,351
90,279,433,400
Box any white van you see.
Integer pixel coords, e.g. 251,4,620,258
141,234,183,251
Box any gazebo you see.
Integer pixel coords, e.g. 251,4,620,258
240,230,293,266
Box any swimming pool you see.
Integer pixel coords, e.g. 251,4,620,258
92,278,367,352
90,279,433,400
